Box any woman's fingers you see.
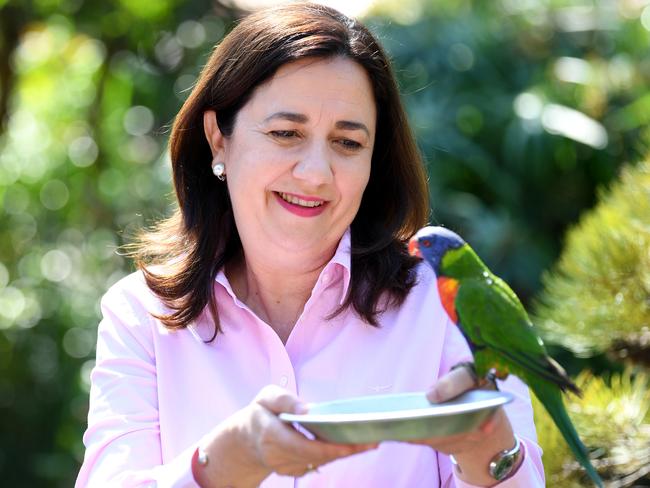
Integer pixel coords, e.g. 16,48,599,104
407,407,507,455
255,384,309,414
427,363,478,403
276,428,376,469
416,363,505,454
258,404,372,457
250,385,378,476
258,411,377,475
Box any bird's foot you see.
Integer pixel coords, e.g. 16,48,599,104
480,370,500,391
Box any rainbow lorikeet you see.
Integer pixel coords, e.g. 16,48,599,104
408,226,603,487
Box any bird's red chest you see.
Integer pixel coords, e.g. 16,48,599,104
437,276,459,324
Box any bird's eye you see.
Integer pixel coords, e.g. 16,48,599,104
422,240,432,248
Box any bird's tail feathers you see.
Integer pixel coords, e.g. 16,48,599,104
536,382,603,488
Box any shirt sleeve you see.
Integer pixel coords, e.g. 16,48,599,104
75,278,199,488
437,318,546,487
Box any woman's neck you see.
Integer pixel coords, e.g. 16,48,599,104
226,246,333,343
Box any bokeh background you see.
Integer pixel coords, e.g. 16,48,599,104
1,0,649,486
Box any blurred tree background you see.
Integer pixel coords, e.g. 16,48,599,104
0,0,649,486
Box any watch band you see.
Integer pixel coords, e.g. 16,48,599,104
488,436,522,481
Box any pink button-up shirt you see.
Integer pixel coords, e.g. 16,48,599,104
77,231,545,487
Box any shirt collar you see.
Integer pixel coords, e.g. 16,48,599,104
215,228,352,306
328,228,352,305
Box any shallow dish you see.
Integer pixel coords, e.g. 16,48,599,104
279,390,513,444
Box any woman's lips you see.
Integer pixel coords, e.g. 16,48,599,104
274,191,328,217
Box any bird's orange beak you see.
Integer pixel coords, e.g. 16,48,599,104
408,237,422,258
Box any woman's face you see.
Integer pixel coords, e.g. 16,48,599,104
207,57,376,260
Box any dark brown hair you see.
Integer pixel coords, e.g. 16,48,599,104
131,2,429,340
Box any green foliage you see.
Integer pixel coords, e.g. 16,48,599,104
535,161,650,361
367,0,650,301
0,1,234,485
532,369,650,486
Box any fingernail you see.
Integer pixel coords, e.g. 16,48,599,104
295,402,309,414
427,388,441,403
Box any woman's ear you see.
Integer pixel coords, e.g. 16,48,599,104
203,110,226,159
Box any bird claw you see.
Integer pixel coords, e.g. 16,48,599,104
481,370,500,391
451,363,500,391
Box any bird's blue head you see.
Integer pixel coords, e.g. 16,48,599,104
408,226,466,273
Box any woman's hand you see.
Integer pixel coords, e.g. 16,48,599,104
194,385,378,488
408,366,522,487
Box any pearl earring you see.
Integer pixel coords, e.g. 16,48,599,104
212,162,226,181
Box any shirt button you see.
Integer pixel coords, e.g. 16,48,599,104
279,375,289,387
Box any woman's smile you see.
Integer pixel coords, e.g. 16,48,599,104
274,191,329,217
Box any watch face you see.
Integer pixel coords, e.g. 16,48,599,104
489,437,522,481
490,454,517,481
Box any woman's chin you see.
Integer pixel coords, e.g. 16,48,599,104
262,228,342,256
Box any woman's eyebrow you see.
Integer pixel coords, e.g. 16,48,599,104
263,111,369,136
263,111,309,124
335,120,369,136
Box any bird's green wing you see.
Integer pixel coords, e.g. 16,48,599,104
455,277,572,388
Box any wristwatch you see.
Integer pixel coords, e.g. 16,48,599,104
450,436,522,482
489,436,522,481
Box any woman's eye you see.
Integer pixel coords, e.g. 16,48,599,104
269,130,298,139
337,139,362,150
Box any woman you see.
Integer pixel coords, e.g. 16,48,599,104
77,3,544,487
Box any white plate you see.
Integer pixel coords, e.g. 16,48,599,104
279,390,512,443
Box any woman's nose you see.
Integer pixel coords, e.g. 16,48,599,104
292,142,334,185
